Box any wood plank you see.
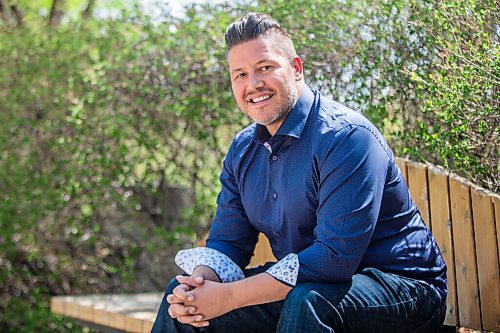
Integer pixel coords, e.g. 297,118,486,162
495,197,500,274
65,296,81,319
125,311,156,332
125,313,143,332
428,166,458,326
471,188,500,332
249,233,276,267
79,297,97,323
196,232,209,247
395,157,408,182
449,175,481,329
92,296,111,327
50,296,65,315
199,232,275,268
142,318,155,333
407,162,432,230
109,311,127,330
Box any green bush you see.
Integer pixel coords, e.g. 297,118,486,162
0,0,497,331
401,0,498,190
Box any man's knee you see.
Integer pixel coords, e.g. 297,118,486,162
283,284,324,311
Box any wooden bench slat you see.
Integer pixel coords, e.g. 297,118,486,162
495,197,500,274
407,162,432,230
249,233,276,267
395,157,408,182
428,166,458,326
50,296,65,316
471,188,500,332
50,293,162,332
449,176,482,330
142,319,154,333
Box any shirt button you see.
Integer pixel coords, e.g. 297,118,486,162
272,193,278,199
272,155,278,161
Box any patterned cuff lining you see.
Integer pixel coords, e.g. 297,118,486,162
265,253,299,286
174,247,245,283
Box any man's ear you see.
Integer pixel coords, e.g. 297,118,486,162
292,56,303,81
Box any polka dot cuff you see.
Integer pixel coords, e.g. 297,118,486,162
266,253,299,286
175,247,245,283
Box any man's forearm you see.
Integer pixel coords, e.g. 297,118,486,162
228,273,292,309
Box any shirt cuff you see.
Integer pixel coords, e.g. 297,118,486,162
175,247,245,283
265,253,299,287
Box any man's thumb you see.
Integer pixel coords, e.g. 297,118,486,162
194,273,204,284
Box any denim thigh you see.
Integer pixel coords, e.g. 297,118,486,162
278,268,445,333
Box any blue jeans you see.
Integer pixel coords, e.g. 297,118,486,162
151,264,446,333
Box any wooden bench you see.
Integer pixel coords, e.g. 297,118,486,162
51,158,500,332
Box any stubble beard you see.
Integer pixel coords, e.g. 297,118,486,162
252,83,297,127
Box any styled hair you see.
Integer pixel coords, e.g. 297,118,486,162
225,13,297,60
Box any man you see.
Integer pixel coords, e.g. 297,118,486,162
152,12,447,333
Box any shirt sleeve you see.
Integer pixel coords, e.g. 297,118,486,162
296,125,390,283
205,139,260,269
265,253,300,286
175,247,245,283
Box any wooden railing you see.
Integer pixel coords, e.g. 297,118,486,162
397,159,499,331
51,158,500,332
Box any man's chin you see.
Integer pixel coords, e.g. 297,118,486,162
256,114,288,127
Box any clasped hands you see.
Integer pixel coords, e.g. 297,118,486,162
166,266,236,328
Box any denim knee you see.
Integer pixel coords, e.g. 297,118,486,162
278,284,342,333
284,284,322,309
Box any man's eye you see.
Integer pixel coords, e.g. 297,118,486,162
235,73,246,79
260,66,271,71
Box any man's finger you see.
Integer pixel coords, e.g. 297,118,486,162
177,314,205,325
166,293,184,305
176,275,200,288
172,284,193,302
167,305,178,319
190,321,210,328
169,303,193,317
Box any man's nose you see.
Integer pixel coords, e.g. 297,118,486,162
247,73,264,91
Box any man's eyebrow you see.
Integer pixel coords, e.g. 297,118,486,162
231,59,273,73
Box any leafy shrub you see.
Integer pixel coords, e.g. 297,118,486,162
0,0,497,331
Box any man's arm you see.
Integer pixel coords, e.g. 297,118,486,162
181,272,292,321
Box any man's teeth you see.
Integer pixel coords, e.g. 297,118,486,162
251,95,271,103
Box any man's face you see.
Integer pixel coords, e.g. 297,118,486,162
227,37,302,133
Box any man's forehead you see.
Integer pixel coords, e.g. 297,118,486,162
227,38,285,70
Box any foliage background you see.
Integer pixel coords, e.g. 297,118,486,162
0,0,497,331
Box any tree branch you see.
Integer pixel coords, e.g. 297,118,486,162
9,3,22,27
81,0,95,20
48,0,64,27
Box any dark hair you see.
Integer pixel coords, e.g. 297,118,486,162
225,13,296,59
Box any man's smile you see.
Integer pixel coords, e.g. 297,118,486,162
249,94,273,103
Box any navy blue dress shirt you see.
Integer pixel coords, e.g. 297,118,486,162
206,85,447,300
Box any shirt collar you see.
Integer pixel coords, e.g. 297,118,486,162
254,85,315,143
